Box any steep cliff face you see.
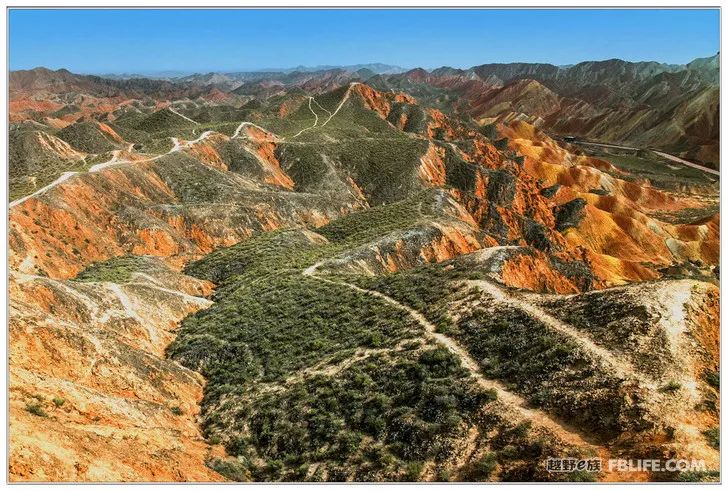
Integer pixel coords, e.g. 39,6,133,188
351,82,417,119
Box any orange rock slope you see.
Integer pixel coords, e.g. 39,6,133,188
9,263,225,481
501,120,719,285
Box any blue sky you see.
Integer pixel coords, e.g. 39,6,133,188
9,9,720,73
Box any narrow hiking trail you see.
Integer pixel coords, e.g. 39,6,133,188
233,82,359,142
9,132,217,209
290,97,320,139
301,262,622,474
464,279,656,390
322,82,360,126
167,106,200,125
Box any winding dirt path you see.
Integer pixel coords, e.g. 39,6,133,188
302,263,608,449
87,144,134,173
321,82,360,127
300,263,655,481
232,121,277,139
311,97,332,119
10,132,217,209
10,81,439,209
307,97,319,127
233,84,357,142
290,97,320,139
9,172,78,208
464,279,656,389
167,106,200,125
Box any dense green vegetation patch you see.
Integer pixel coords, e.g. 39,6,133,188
278,138,429,205
56,122,119,153
170,194,455,381
120,108,198,133
203,348,495,481
169,193,595,481
73,255,155,283
185,190,445,288
169,270,421,396
541,290,679,378
8,130,94,201
186,105,253,125
243,87,399,141
306,96,395,140
9,162,92,202
704,370,719,390
152,153,254,203
453,304,645,438
703,427,719,449
348,261,487,333
386,102,427,133
345,261,648,439
117,109,240,140
317,190,438,244
171,193,456,406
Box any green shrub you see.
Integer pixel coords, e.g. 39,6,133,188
207,457,250,481
74,255,153,283
479,123,499,141
493,138,509,151
703,427,719,449
467,452,498,480
25,402,48,418
704,371,719,389
659,381,682,393
401,461,424,481
676,470,720,482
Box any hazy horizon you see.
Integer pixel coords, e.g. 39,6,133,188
11,50,721,78
9,8,720,74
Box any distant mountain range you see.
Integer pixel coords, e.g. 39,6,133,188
84,56,715,83
95,70,193,80
255,62,408,74
91,63,407,81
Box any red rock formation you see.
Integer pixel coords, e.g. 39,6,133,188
351,83,417,119
418,143,447,186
